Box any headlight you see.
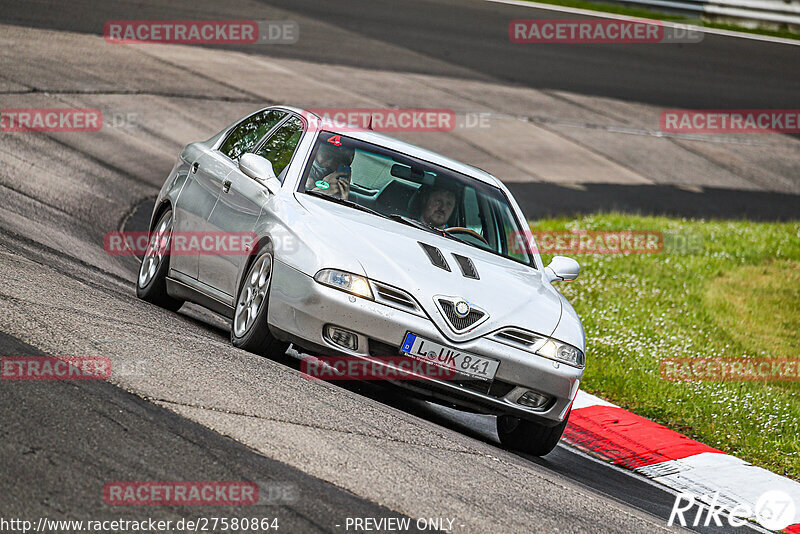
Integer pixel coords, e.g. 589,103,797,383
314,269,374,300
536,339,585,368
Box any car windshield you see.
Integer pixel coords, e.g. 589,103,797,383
300,132,536,267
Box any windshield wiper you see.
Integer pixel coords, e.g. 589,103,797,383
385,214,445,236
305,190,387,218
304,192,471,246
386,215,476,247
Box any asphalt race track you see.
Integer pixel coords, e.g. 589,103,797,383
3,0,798,217
4,0,800,109
0,331,427,533
0,0,795,532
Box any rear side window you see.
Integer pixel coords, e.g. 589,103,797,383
219,109,285,161
255,116,304,180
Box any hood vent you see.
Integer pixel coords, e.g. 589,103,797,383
452,254,479,279
419,242,450,272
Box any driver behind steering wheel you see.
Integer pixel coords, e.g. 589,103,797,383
417,182,458,229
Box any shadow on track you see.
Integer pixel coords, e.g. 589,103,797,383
508,182,800,221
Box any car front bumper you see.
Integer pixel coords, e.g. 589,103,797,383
268,260,581,425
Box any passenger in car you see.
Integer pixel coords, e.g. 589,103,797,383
306,143,355,199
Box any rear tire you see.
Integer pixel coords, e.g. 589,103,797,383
136,208,184,312
231,246,288,357
497,410,570,456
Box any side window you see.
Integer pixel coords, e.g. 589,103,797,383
493,198,530,263
463,187,482,233
255,117,304,180
219,110,285,161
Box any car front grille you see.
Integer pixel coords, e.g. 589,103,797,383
437,299,485,332
368,339,400,357
462,378,517,397
493,328,541,348
371,281,422,315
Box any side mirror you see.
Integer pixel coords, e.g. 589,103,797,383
545,256,580,282
239,153,280,195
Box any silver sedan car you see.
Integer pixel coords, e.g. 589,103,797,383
137,106,585,456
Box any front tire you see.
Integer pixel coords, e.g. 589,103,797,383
497,410,570,456
231,246,288,357
136,208,184,312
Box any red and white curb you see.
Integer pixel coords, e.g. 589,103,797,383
566,391,800,532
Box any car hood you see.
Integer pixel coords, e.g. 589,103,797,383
296,195,563,343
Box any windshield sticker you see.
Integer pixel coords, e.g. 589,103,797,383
315,180,330,189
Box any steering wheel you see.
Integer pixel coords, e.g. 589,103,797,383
445,227,489,245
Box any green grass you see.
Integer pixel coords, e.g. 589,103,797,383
706,261,800,363
520,0,800,41
530,213,800,478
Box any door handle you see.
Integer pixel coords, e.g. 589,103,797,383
222,180,232,194
191,162,199,174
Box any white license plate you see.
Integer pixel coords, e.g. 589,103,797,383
401,333,499,381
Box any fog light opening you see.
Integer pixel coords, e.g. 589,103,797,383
325,325,358,351
517,390,549,409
